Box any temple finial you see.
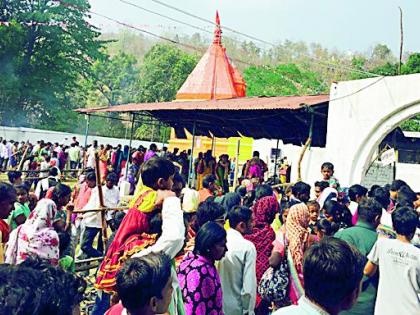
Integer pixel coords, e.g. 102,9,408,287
213,10,222,45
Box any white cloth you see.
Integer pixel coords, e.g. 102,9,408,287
86,146,97,168
348,201,358,216
82,186,120,228
132,196,185,259
39,161,50,178
131,196,185,315
218,228,257,315
273,296,329,315
368,238,420,315
34,176,58,199
380,208,393,228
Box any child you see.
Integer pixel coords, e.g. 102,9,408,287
320,162,340,190
95,157,179,293
307,200,320,235
365,207,420,315
8,184,30,230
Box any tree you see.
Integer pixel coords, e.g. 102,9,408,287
0,0,104,128
402,53,420,74
243,64,326,97
137,44,198,102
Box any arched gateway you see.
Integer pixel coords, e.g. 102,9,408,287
326,73,420,186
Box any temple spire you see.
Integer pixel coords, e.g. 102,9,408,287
213,10,222,45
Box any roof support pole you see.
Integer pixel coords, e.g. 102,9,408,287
297,110,314,181
211,135,216,156
273,139,280,180
84,114,90,149
233,138,241,189
188,121,196,188
125,113,136,179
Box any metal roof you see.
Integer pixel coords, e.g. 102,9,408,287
75,94,330,147
76,94,329,113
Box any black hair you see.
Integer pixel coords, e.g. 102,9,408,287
228,206,252,229
253,151,260,157
314,181,329,191
49,167,59,177
52,184,72,200
397,185,416,206
0,182,17,202
242,190,256,208
357,198,383,224
368,184,381,197
202,174,216,189
106,172,118,184
372,187,390,209
235,185,247,198
390,179,407,192
348,184,368,202
141,157,175,189
316,218,339,236
194,221,227,256
220,192,241,213
292,181,311,199
321,162,334,171
14,184,29,194
303,237,365,310
307,200,320,210
173,172,186,188
116,253,171,314
85,171,96,182
196,200,225,229
392,206,418,237
323,200,353,227
255,184,273,201
19,257,86,315
7,171,22,184
279,201,292,224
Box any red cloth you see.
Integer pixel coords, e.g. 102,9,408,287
244,195,278,308
0,220,10,243
95,190,157,293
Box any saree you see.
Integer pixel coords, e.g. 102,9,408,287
95,187,158,292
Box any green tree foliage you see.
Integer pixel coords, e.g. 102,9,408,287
402,53,420,74
137,44,198,102
243,64,326,97
0,0,104,129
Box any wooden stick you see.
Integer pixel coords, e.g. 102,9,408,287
17,146,29,171
72,206,129,214
297,137,311,182
94,152,108,246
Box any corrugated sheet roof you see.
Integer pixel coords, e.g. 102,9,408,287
76,94,329,113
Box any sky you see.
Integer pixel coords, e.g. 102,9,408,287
89,0,420,55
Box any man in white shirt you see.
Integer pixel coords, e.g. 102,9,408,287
274,237,364,315
86,140,98,169
80,172,120,258
218,205,257,315
364,206,420,315
34,167,60,199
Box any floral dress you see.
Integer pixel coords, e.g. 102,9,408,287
177,251,224,315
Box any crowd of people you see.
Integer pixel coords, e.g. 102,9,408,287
0,137,419,315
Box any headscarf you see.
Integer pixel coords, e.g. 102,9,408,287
220,192,241,212
245,195,278,282
286,203,310,273
317,187,338,209
6,199,59,265
182,188,199,213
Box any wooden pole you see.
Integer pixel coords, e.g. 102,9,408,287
188,121,196,188
17,146,29,171
94,152,108,246
297,137,311,182
72,206,129,214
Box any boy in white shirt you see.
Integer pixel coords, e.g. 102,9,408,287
365,206,420,315
218,205,257,315
80,172,120,258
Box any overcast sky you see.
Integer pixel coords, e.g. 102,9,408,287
89,0,420,54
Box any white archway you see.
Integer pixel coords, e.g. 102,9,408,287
349,100,420,184
325,73,420,187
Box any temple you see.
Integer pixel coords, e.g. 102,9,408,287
169,11,253,160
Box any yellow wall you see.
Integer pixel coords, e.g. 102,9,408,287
168,129,253,164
